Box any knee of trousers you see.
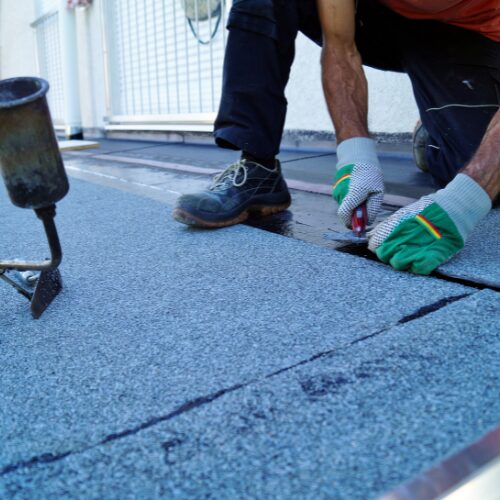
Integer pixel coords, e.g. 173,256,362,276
227,0,278,40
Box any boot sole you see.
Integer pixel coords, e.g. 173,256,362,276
172,200,291,228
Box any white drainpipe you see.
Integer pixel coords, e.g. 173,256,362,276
58,0,82,139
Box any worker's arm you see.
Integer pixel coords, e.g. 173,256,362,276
317,0,384,227
368,111,498,275
462,109,500,200
317,0,367,141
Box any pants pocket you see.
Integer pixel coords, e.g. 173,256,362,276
227,0,277,40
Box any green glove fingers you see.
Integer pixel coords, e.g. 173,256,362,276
368,171,493,276
372,202,464,275
332,164,353,206
390,246,454,276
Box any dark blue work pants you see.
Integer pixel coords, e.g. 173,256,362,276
213,0,500,187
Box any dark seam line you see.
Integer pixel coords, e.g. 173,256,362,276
68,149,335,166
432,271,500,293
265,348,339,379
281,153,335,164
0,292,475,477
248,218,499,292
0,382,249,477
349,328,391,346
263,337,384,379
0,452,72,476
269,292,474,377
334,244,500,292
65,143,185,158
397,293,470,324
100,382,247,444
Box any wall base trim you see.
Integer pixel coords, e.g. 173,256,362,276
80,127,413,157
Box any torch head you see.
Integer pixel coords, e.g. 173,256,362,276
0,77,69,209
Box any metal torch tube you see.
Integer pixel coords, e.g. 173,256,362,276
0,205,62,271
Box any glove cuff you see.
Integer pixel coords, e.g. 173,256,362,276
431,173,492,240
336,137,379,169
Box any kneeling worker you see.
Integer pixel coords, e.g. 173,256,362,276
174,0,499,275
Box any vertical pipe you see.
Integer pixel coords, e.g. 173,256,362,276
153,0,161,114
195,0,203,112
105,0,126,116
221,0,227,48
144,0,153,114
183,0,191,113
207,0,215,111
173,0,181,113
134,0,145,114
58,0,82,138
125,0,137,114
161,0,171,114
118,1,128,115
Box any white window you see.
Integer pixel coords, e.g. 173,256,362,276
103,0,229,130
32,0,65,125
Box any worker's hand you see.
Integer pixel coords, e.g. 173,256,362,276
368,174,492,275
332,137,384,227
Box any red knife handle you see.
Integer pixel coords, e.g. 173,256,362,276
351,202,368,235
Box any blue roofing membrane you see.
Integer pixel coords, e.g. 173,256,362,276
438,209,500,286
0,178,498,498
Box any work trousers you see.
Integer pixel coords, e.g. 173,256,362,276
213,0,500,187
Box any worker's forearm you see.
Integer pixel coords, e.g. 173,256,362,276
462,109,500,201
321,44,369,143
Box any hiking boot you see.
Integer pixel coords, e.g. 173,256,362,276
412,120,430,173
172,159,291,228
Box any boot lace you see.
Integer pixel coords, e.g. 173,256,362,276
209,160,249,191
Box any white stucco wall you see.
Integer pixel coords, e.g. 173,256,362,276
285,33,420,134
0,0,37,79
0,3,420,136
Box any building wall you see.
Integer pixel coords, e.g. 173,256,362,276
0,0,37,79
285,33,419,135
0,1,419,137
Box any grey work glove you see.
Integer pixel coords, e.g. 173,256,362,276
332,137,384,227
